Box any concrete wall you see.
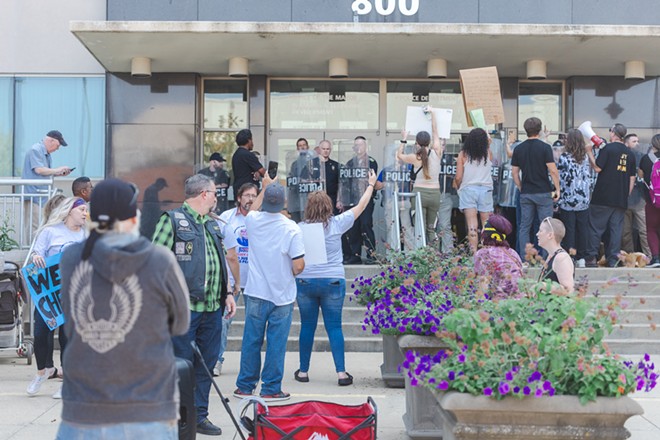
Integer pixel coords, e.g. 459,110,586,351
0,0,105,74
107,0,660,24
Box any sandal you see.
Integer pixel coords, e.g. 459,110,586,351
294,369,309,383
338,372,353,386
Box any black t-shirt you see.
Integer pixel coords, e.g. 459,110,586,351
510,139,554,194
639,151,660,187
232,147,263,195
321,158,340,201
198,167,230,187
590,142,636,209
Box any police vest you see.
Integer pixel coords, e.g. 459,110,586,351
167,208,228,302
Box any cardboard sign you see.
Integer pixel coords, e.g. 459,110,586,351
405,106,453,139
459,66,505,125
22,253,65,330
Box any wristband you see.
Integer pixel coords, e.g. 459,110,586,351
368,183,375,188
400,140,407,144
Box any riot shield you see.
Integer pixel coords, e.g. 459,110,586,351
498,141,521,208
489,133,504,207
285,149,324,222
379,142,416,251
195,161,230,214
337,140,371,208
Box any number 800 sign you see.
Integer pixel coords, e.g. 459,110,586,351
352,0,420,16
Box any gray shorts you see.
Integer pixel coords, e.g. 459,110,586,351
458,185,494,212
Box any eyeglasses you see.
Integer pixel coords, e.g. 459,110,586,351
202,190,217,198
542,217,554,235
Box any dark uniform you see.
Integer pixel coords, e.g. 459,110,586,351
342,155,378,263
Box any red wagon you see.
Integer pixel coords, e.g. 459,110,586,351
242,397,378,440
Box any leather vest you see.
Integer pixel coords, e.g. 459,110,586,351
167,208,227,302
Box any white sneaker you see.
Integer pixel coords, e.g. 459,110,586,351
213,361,222,377
27,367,54,395
576,258,586,268
52,385,62,399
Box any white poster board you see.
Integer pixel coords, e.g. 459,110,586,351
405,107,453,139
299,223,327,265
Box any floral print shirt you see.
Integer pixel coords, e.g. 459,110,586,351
558,152,592,211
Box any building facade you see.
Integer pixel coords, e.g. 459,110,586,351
3,0,660,244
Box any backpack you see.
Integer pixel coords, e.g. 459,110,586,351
648,153,660,208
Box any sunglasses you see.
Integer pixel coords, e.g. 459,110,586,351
542,217,555,235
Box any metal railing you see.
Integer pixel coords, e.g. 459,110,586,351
0,178,56,250
386,192,426,252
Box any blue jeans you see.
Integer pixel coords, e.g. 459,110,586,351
172,309,222,424
218,291,242,364
56,420,177,439
235,295,293,396
518,193,553,258
296,278,346,373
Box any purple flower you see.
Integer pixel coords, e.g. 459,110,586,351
498,382,510,395
535,388,543,397
411,378,419,387
542,381,553,391
438,380,449,390
513,386,521,394
523,386,531,396
458,354,466,363
483,387,493,396
527,371,542,383
505,371,514,381
548,388,556,396
448,371,456,381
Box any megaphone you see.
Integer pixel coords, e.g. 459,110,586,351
577,121,605,148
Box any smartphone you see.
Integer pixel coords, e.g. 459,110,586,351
267,161,278,179
69,167,76,172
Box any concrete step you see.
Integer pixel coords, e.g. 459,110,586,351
225,335,383,353
227,321,371,339
603,339,660,356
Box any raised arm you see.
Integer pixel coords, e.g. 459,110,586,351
349,170,377,219
250,172,274,211
429,106,442,156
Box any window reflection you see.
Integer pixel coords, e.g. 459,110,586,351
203,80,248,130
518,82,563,140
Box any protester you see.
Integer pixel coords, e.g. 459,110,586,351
557,129,592,267
398,109,442,247
214,182,258,376
638,134,660,267
42,193,66,224
537,217,574,292
621,133,651,257
22,130,73,239
26,197,88,399
234,176,305,402
511,118,560,258
71,176,93,203
153,174,236,436
473,214,523,298
584,123,636,267
56,179,190,439
232,129,265,197
294,169,377,386
454,128,493,253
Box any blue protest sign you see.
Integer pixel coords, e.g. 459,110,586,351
21,253,65,330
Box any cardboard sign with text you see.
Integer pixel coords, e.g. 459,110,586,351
21,253,65,330
459,66,505,126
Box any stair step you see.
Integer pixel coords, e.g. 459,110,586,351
225,336,383,353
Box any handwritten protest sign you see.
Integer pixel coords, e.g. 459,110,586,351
459,66,505,125
405,106,453,139
21,253,65,330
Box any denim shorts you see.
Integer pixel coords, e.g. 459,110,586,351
458,185,494,212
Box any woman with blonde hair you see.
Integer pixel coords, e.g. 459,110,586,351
294,169,377,386
27,197,88,398
397,107,443,245
537,217,574,292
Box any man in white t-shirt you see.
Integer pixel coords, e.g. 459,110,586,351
233,181,305,402
213,182,258,375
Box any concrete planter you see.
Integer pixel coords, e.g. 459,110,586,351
380,333,405,388
436,391,643,440
398,334,449,439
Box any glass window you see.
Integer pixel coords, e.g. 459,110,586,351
0,77,14,177
270,80,379,130
13,77,106,178
204,80,248,130
518,82,563,138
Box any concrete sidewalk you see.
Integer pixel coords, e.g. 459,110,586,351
1,350,659,439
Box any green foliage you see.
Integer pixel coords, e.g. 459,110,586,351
0,216,19,252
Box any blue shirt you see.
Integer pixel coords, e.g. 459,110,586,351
21,141,51,197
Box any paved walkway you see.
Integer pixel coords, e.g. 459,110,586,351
1,350,659,439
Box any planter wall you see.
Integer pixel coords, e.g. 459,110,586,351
437,391,643,440
398,334,448,439
380,333,405,388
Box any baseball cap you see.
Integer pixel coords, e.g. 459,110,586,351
210,152,226,162
46,130,67,147
261,183,285,213
90,178,139,225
